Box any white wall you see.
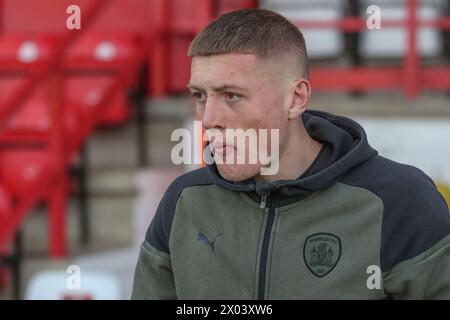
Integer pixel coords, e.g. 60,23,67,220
355,117,450,184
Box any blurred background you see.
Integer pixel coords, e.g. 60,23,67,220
0,0,449,299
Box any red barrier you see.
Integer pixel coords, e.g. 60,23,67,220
293,0,450,98
147,0,450,98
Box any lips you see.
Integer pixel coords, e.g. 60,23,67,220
213,145,234,155
210,141,235,155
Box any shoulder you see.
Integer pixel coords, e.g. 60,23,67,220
153,166,213,220
144,167,213,253
342,155,433,190
340,155,450,271
163,166,213,200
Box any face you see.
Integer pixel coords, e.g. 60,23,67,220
188,53,292,181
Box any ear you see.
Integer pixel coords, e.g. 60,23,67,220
288,79,311,120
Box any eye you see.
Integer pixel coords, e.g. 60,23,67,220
224,92,242,102
191,91,206,102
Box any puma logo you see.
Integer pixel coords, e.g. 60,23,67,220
197,232,222,257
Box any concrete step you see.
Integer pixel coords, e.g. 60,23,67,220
310,92,450,118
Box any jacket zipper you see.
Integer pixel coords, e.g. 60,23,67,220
259,195,267,208
258,194,276,300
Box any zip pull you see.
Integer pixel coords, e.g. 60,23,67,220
260,195,267,209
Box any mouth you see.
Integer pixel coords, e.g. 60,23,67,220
210,142,235,156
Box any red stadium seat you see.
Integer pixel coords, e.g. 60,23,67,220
0,78,28,109
0,1,149,281
0,150,58,198
63,33,141,126
97,92,131,125
0,35,57,70
0,83,82,153
0,184,13,218
65,33,142,69
64,74,131,131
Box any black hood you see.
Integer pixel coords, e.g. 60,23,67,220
206,109,378,198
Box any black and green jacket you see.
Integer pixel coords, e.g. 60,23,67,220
132,110,450,299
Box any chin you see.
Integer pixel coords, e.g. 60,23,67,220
216,163,261,182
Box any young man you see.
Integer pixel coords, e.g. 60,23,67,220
132,9,450,299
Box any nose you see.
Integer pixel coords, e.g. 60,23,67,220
201,95,225,130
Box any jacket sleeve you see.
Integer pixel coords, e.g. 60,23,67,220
130,168,211,299
381,173,450,299
131,241,177,299
131,178,182,300
382,234,450,299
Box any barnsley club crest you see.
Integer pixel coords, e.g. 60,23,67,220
303,233,341,277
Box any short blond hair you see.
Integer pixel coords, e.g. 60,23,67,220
188,9,309,78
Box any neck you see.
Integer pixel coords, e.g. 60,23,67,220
256,121,322,183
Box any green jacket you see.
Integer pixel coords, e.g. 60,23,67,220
132,110,450,299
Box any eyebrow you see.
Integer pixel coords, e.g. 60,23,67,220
187,84,249,93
